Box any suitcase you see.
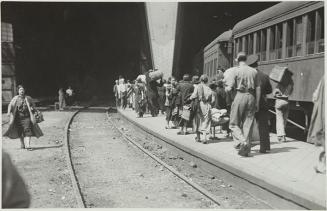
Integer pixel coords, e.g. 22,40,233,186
269,65,293,85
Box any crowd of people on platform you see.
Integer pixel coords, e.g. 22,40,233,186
1,52,325,209
114,52,325,167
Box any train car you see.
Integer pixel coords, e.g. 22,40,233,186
203,30,233,81
232,1,324,131
191,48,204,76
2,22,16,108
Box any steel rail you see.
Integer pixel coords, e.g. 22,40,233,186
268,109,306,130
63,108,87,208
106,111,224,208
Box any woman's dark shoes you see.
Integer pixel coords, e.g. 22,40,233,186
177,131,186,135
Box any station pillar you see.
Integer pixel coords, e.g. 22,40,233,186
145,2,178,79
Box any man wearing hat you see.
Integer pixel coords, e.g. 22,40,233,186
145,69,163,117
176,74,194,135
228,52,261,156
247,54,272,153
190,75,200,133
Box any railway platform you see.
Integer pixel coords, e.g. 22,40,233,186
118,108,326,210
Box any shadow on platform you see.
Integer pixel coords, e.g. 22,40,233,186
30,144,63,151
251,146,298,156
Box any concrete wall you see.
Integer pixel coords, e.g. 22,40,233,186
145,2,178,79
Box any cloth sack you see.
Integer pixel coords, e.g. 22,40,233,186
181,105,191,121
211,108,228,124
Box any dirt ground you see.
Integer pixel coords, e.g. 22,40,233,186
1,108,301,209
110,112,282,209
70,111,219,208
2,111,77,208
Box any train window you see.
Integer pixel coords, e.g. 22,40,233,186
248,33,254,55
256,32,261,59
261,29,267,61
317,8,324,53
306,11,316,54
269,26,276,60
295,16,303,56
239,37,243,52
286,19,294,57
214,59,217,73
244,36,248,54
276,23,283,59
234,39,238,57
204,63,207,75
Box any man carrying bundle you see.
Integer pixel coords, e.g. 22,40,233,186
145,69,163,117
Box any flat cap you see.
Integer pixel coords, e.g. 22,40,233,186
246,54,259,66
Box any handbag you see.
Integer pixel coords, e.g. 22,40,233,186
25,98,44,124
32,108,44,123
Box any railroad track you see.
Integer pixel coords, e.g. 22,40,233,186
63,106,305,209
64,107,223,208
106,107,224,207
63,108,86,208
113,109,308,210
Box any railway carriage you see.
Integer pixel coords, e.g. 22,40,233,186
203,30,233,81
231,1,324,132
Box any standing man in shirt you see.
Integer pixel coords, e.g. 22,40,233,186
66,86,74,106
227,52,261,157
113,80,119,108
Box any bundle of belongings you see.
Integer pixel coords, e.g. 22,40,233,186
136,75,146,83
211,108,229,126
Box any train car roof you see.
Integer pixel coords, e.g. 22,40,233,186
204,30,232,51
232,1,321,35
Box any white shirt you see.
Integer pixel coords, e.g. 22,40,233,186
66,88,73,96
